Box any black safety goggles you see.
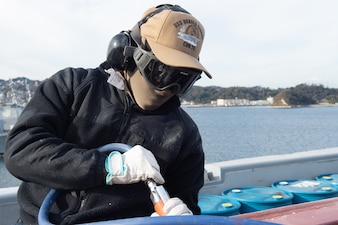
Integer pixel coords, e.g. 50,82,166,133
132,47,201,95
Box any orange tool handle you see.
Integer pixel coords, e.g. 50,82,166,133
154,199,166,216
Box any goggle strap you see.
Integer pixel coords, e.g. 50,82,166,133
133,48,155,73
123,46,136,58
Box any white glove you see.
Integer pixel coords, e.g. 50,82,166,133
163,197,193,216
105,145,164,185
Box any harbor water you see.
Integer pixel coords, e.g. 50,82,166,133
1,106,338,188
184,106,338,163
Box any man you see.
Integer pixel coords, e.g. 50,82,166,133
5,4,212,224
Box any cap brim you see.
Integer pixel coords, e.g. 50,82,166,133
147,39,212,78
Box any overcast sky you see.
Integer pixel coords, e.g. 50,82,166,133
1,0,338,89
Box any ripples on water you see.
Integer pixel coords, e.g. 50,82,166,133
1,106,338,187
184,106,338,163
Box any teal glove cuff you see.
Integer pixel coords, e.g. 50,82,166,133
105,151,124,185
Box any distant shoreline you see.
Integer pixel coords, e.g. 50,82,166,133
182,103,338,108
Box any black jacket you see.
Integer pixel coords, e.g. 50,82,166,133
4,63,204,225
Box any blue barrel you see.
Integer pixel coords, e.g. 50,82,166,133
222,186,293,213
272,179,338,203
198,194,241,216
316,174,338,187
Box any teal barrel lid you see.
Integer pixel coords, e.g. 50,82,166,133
222,186,293,203
272,179,338,194
198,194,241,215
316,174,338,186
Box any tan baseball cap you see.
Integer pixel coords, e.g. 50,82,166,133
139,6,212,78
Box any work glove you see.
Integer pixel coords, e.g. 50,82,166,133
105,145,164,185
151,197,193,216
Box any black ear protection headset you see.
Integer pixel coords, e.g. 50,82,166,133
106,4,190,72
106,31,135,71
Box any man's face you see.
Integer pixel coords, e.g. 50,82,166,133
128,70,175,111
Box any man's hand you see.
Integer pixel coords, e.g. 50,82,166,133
151,197,193,216
105,145,164,185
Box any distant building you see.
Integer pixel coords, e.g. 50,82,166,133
215,97,273,107
216,98,250,106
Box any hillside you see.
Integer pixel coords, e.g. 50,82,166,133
0,77,41,106
1,78,338,107
182,84,338,106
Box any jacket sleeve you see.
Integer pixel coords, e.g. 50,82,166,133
4,68,106,190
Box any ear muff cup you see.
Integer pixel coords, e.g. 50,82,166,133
106,31,136,71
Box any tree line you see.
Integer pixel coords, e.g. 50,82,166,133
183,84,338,106
1,78,338,106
